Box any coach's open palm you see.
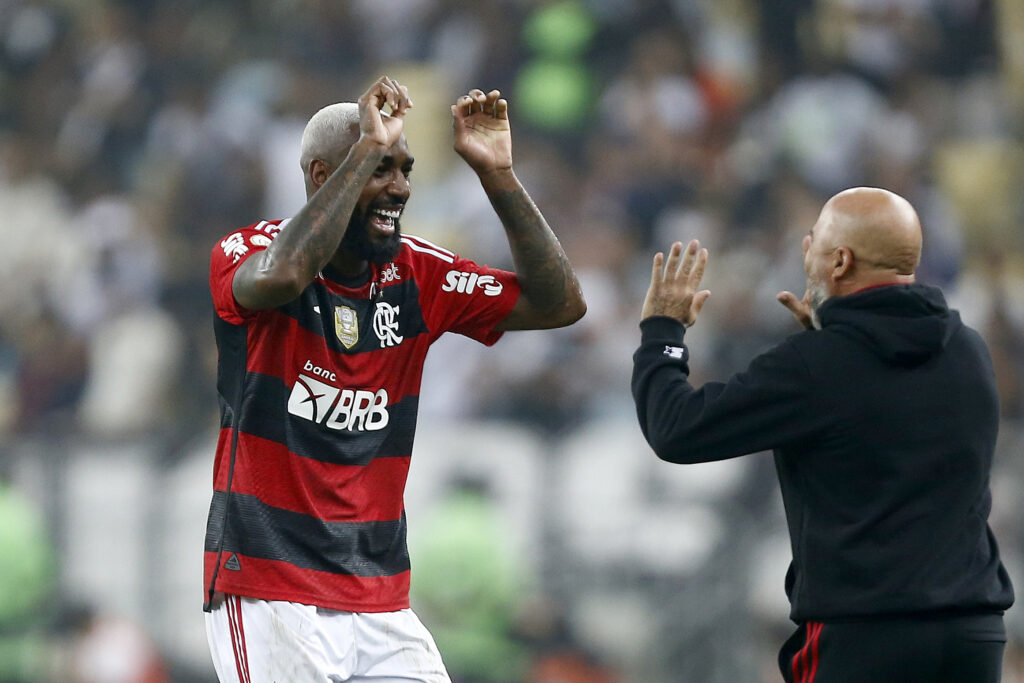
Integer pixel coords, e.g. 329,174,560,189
452,89,512,176
642,240,711,326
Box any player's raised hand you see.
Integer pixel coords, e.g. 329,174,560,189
452,89,512,176
358,76,413,149
642,240,711,326
777,289,815,329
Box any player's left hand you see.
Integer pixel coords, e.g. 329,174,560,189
452,89,512,176
642,240,711,326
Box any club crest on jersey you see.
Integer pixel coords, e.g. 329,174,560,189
335,306,359,349
373,301,403,348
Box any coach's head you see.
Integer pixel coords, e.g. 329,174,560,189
799,187,922,328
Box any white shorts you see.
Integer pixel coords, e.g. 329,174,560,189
205,594,451,683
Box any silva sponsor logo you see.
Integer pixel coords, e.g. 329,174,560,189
288,364,389,431
221,232,248,263
441,270,503,297
372,301,403,348
663,345,687,360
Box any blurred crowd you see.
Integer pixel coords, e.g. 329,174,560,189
1,0,1023,681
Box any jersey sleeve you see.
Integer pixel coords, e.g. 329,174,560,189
420,252,521,346
209,222,281,325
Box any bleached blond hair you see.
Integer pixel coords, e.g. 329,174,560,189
298,103,360,174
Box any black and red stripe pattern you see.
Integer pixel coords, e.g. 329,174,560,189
204,221,521,612
790,621,824,683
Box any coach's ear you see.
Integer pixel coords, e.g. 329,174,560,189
831,246,854,283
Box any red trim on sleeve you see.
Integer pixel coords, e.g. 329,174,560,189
210,221,286,324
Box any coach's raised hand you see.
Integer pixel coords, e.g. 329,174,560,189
642,240,711,326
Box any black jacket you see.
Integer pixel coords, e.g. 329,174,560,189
632,284,1014,621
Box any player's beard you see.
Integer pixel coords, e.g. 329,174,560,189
340,211,403,265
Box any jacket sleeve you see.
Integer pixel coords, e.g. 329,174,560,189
631,316,821,463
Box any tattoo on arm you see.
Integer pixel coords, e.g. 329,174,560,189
486,179,583,328
236,141,384,309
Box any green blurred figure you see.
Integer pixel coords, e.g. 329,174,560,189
0,480,56,682
516,0,597,140
411,479,527,683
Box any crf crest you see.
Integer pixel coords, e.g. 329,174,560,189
372,301,403,348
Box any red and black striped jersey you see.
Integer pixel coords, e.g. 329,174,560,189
204,218,521,612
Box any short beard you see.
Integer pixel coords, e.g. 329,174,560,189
339,213,402,265
807,280,829,330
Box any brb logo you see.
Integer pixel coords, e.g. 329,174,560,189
441,270,503,297
287,361,389,431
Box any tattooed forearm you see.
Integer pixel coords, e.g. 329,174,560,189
484,171,586,329
236,138,385,309
266,142,381,276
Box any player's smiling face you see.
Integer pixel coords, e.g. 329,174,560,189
343,138,414,263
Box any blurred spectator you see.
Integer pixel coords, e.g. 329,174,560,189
53,604,169,683
0,478,55,682
516,0,598,149
11,306,89,434
982,252,1024,420
517,596,621,683
411,478,528,682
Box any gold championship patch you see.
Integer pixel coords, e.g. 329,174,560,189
335,305,358,349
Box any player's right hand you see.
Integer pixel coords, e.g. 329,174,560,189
357,76,412,149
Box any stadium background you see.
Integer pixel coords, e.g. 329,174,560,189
1,0,1023,680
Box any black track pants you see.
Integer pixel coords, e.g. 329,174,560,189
779,614,1006,683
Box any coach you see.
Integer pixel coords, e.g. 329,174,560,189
631,187,1014,682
